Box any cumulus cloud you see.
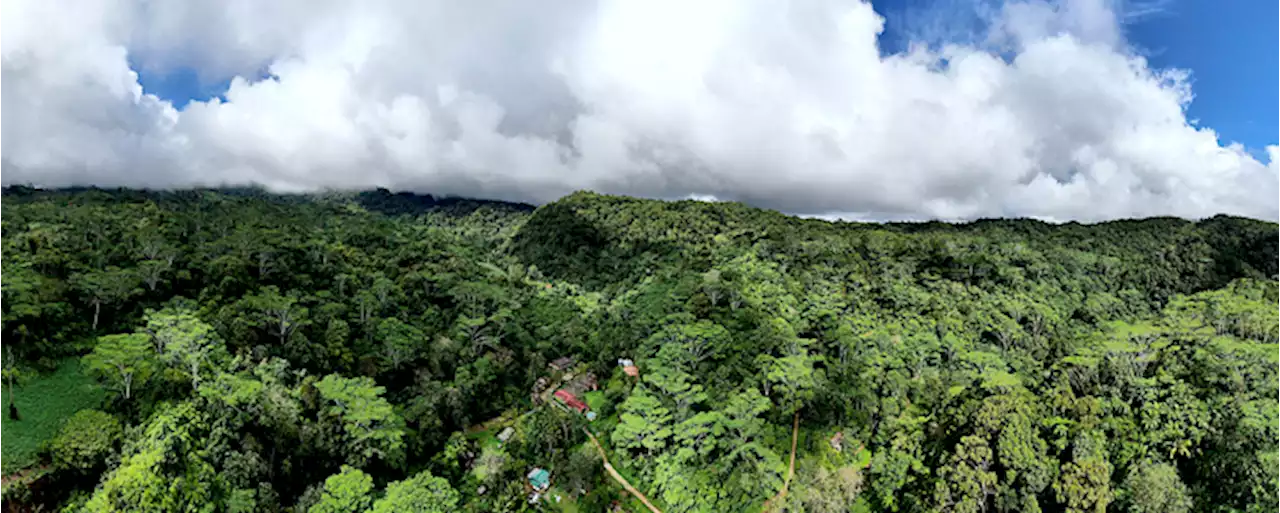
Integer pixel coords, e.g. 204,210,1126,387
2,0,1276,221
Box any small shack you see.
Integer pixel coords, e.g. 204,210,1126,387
528,468,551,492
553,389,589,413
549,357,576,372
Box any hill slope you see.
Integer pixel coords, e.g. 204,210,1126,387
2,187,1276,513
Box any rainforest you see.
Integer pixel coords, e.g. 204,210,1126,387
2,186,1276,513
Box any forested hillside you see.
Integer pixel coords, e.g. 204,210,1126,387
2,187,1276,513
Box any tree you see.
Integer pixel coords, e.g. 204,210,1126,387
612,387,673,456
318,318,354,372
1055,433,1114,513
313,374,406,467
246,286,309,346
144,307,222,390
753,318,824,415
793,464,865,513
309,466,374,513
472,444,508,486
0,259,48,414
558,444,602,495
71,267,141,331
643,362,707,421
3,346,27,419
369,469,460,513
934,435,997,513
82,402,223,512
50,409,123,473
1120,461,1192,513
133,233,176,292
376,317,424,371
83,333,155,401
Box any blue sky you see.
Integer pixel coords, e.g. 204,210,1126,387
873,0,1278,154
133,63,225,108
1122,0,1278,156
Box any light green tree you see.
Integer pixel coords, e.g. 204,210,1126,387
83,333,156,401
643,362,707,421
50,409,122,473
1120,460,1192,513
82,403,222,512
1055,433,1114,513
309,465,374,513
611,387,673,456
369,469,460,513
144,307,222,390
314,374,406,467
376,317,423,371
934,435,997,513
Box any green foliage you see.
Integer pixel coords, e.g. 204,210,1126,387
1,189,1276,512
49,409,122,473
82,402,224,512
1119,460,1192,513
313,374,406,467
82,333,155,401
369,470,460,513
0,359,105,472
309,466,374,513
611,387,672,456
144,306,223,390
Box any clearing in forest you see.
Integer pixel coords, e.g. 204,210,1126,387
1,359,105,473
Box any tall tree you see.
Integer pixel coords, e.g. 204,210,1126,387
83,333,155,402
309,465,374,513
71,267,141,331
313,374,406,467
144,307,222,390
369,469,460,513
3,347,26,419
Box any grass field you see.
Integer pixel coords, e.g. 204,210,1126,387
1,359,105,473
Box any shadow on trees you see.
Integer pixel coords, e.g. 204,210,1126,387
510,200,680,289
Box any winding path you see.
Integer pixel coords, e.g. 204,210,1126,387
583,428,663,513
762,412,801,512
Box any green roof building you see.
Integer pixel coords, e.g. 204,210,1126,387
527,468,551,491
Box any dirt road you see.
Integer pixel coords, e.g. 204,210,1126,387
583,428,663,513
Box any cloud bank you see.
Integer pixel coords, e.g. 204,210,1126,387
2,0,1276,221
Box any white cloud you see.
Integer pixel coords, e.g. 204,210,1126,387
1,0,1276,221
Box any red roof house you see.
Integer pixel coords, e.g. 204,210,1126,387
553,390,589,413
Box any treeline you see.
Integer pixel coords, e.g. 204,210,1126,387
1,187,1276,512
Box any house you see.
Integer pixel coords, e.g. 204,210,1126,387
553,389,589,413
549,357,576,372
497,427,515,444
618,358,639,377
527,468,551,492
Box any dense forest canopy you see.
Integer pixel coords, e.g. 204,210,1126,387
1,186,1276,513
